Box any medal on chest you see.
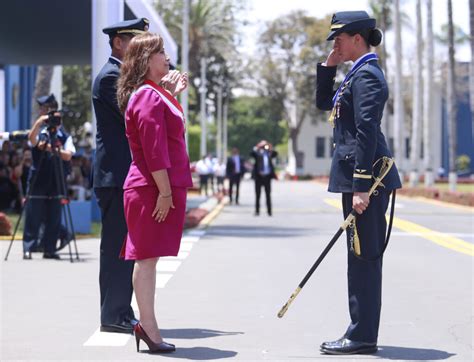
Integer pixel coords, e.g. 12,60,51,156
328,81,348,128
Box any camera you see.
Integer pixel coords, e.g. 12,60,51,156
263,144,270,150
45,110,62,127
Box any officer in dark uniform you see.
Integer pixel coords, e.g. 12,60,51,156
316,11,402,354
93,18,149,334
250,140,278,216
226,147,245,204
23,94,75,260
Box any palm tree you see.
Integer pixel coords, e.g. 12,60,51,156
447,0,457,191
154,0,241,125
393,0,405,179
423,0,435,187
409,0,423,187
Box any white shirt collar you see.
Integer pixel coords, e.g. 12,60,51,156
351,52,376,70
110,56,123,64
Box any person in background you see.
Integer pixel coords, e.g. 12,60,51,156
250,140,278,216
214,159,226,193
22,94,75,260
226,147,245,204
195,156,211,196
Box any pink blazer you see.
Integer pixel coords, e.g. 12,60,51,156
123,80,193,190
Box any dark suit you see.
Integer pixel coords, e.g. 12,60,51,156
92,57,134,326
250,148,277,215
226,155,245,203
316,59,401,343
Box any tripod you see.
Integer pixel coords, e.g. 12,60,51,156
4,125,80,262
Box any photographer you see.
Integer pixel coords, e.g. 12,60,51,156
22,94,75,260
250,140,278,216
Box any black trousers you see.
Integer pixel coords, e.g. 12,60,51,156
23,197,61,253
199,175,209,196
228,174,241,202
255,175,272,214
341,190,390,343
95,187,134,325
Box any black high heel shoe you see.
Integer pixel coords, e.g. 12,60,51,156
134,323,175,353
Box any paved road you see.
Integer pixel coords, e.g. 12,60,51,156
1,180,472,361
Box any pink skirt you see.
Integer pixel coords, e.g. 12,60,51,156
122,186,187,260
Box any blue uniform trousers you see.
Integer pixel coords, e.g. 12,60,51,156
23,197,61,254
341,189,390,343
95,187,134,325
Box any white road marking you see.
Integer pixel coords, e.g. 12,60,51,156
83,329,131,347
180,243,193,252
131,293,138,311
156,260,181,272
84,230,205,346
156,273,173,288
181,235,200,243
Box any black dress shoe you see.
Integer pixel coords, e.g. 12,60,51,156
43,252,61,260
23,251,32,260
101,320,134,334
320,337,377,355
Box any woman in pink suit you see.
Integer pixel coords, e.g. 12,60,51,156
117,33,192,354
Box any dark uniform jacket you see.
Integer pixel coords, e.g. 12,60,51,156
316,60,401,193
226,155,246,178
92,57,131,188
250,149,278,180
29,128,71,196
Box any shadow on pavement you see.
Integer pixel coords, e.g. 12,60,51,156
161,328,244,340
207,225,311,238
141,347,237,360
376,346,456,360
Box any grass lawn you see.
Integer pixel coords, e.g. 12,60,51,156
429,183,474,193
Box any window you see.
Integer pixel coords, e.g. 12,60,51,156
316,137,326,158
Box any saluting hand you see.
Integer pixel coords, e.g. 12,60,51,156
325,48,344,67
174,72,188,96
152,193,175,223
353,192,370,215
160,70,181,95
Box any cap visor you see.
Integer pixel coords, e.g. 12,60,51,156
326,30,339,41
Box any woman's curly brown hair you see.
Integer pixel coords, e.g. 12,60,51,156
117,33,164,113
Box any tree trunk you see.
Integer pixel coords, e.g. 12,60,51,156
424,0,435,187
289,127,303,170
31,65,54,124
409,0,423,187
393,0,405,181
447,0,457,191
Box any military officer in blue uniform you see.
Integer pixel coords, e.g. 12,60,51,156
316,11,402,355
93,18,150,334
